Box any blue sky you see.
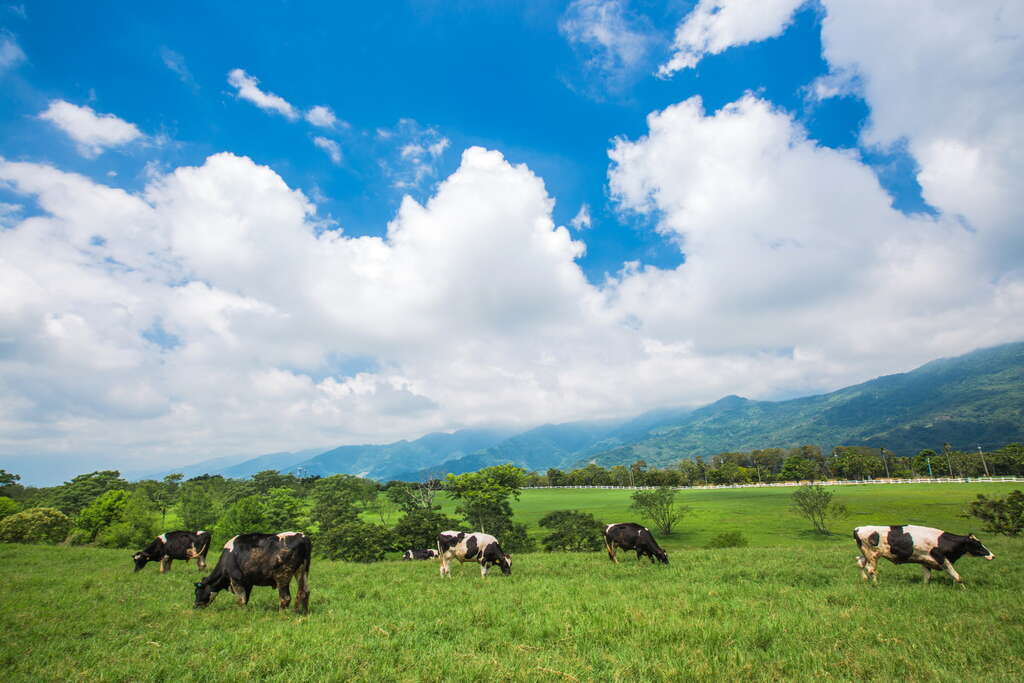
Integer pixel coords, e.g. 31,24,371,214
1,1,1021,483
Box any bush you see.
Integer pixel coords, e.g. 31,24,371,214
967,490,1024,536
790,484,848,535
96,492,158,548
0,496,20,520
0,507,73,544
538,510,605,552
75,489,129,541
318,520,393,562
499,522,537,554
706,531,749,549
216,495,271,539
631,487,691,535
391,508,462,551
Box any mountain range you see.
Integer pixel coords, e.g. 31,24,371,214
137,342,1024,481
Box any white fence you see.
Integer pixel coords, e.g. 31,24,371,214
525,476,1024,491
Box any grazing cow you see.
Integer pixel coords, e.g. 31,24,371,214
436,530,511,577
604,523,669,564
194,531,311,612
854,525,994,589
133,530,212,573
402,548,439,560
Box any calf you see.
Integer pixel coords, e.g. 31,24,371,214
437,530,511,577
604,523,669,564
854,525,994,589
194,531,311,612
403,548,439,560
133,530,212,573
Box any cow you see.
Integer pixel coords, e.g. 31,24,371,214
194,531,311,612
403,548,439,560
854,525,994,589
604,523,669,564
133,530,212,573
437,530,511,577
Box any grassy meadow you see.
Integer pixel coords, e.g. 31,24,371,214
2,482,1023,682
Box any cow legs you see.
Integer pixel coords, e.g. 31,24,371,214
940,559,965,589
277,582,292,611
857,552,879,584
480,561,489,578
197,554,207,571
439,552,451,578
230,580,250,606
294,564,310,614
605,542,618,563
921,565,932,585
159,556,172,574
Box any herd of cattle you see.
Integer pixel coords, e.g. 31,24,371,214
131,522,996,613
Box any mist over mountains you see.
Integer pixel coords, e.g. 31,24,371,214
138,342,1024,482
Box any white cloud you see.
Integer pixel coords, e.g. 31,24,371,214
313,136,342,164
559,0,657,95
160,47,198,90
659,0,806,76
37,100,143,157
804,67,860,102
227,68,298,120
381,119,451,189
305,105,338,128
0,30,25,72
570,203,592,230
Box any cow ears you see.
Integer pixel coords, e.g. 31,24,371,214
968,533,978,539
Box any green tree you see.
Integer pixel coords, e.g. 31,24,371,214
791,484,848,535
75,489,129,541
538,510,605,552
780,455,818,482
445,464,525,535
630,487,690,535
310,475,362,531
318,520,393,562
97,491,159,548
178,481,219,530
216,495,270,539
50,470,128,516
154,473,184,525
391,507,462,551
912,449,938,476
0,496,20,520
263,487,306,531
832,447,884,480
967,490,1024,536
0,507,72,544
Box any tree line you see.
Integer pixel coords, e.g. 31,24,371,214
525,442,1024,487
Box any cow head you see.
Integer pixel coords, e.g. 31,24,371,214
654,548,669,565
132,551,151,572
966,534,995,560
194,579,217,608
498,553,512,575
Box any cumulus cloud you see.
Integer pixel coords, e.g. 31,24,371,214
559,0,658,95
570,203,592,230
227,68,298,120
659,0,807,76
313,136,342,164
305,105,338,128
37,100,143,157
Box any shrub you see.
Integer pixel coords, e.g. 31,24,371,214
791,484,848,535
75,489,129,541
538,510,605,552
216,495,271,539
631,487,691,535
391,508,462,551
0,507,73,544
318,520,393,562
706,531,749,549
0,496,20,520
967,490,1024,536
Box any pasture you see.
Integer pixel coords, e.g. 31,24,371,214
2,482,1023,681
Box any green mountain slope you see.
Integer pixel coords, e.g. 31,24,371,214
579,342,1024,468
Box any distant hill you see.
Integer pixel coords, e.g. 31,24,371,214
283,428,517,481
578,342,1024,468
136,342,1024,482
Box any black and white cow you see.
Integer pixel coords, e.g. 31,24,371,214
604,523,669,564
854,525,994,589
437,530,511,577
133,530,212,573
194,531,311,612
402,548,439,560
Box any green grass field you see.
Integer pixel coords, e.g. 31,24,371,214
2,482,1023,681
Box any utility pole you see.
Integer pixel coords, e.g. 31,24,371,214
880,447,890,478
943,443,954,477
978,445,990,477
